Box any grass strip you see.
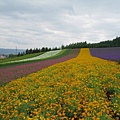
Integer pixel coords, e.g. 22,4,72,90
0,52,44,63
0,49,72,69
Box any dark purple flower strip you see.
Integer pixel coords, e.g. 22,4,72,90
90,47,120,61
0,49,80,85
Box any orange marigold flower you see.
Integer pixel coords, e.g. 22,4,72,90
51,115,56,119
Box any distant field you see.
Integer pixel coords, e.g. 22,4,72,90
0,50,64,68
0,52,44,63
0,50,62,65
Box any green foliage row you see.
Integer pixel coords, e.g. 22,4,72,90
18,47,60,57
62,36,120,49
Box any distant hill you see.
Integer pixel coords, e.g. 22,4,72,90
0,48,25,55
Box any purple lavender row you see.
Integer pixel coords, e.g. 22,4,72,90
90,47,120,61
0,49,80,85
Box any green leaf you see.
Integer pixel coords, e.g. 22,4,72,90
116,74,120,79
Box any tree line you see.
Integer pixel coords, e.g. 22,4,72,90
61,36,120,49
17,36,120,56
17,47,60,56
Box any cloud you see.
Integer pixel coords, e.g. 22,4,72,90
0,0,120,49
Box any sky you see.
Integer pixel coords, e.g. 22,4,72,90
0,0,120,49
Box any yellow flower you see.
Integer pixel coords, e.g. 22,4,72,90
0,48,120,120
117,94,120,98
96,118,100,120
87,112,91,116
51,115,56,119
97,111,102,116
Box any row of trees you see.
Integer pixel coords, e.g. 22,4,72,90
62,36,120,49
17,47,60,56
25,47,60,54
17,36,120,56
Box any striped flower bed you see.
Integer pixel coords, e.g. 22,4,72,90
0,49,80,85
1,50,62,64
0,48,120,120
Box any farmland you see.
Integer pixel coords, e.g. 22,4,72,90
0,49,80,85
0,52,43,64
90,47,120,62
0,50,62,65
0,48,120,120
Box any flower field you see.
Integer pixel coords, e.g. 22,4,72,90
0,49,79,85
0,48,120,120
1,50,62,65
90,47,120,62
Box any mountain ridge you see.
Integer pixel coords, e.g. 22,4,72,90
0,48,25,55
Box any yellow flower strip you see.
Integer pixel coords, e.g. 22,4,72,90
0,48,120,120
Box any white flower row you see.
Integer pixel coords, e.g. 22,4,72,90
1,50,62,64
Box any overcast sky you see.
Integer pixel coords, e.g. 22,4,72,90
0,0,120,49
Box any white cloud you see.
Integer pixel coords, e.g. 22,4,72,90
0,0,120,49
